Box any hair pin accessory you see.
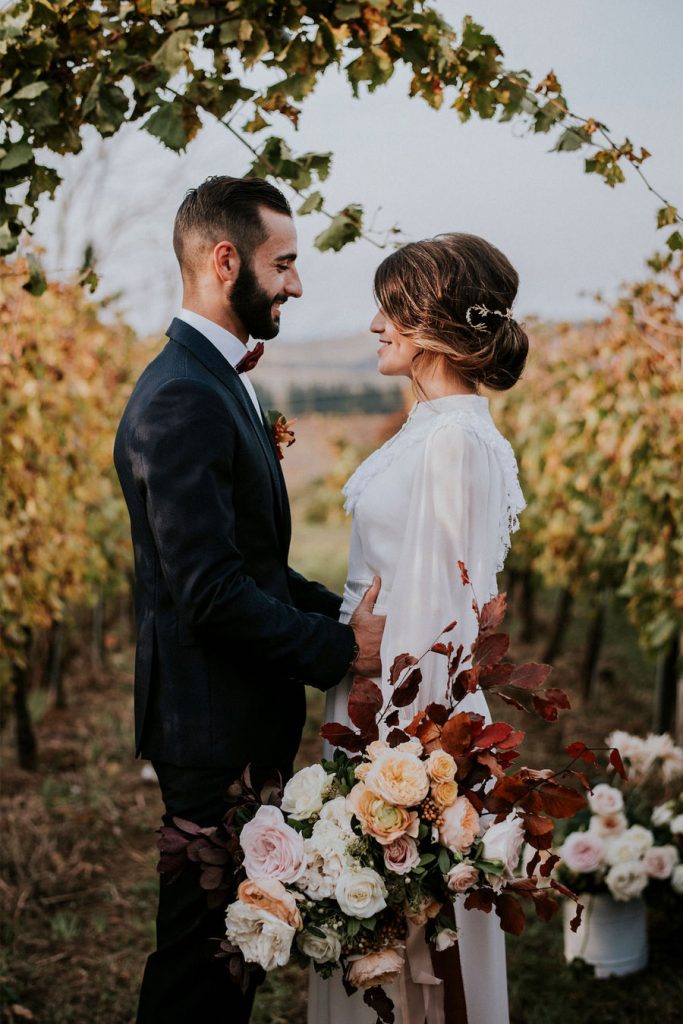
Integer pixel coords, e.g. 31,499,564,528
465,304,514,333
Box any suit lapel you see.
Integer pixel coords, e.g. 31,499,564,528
166,319,287,541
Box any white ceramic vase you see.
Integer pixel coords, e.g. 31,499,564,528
563,892,648,978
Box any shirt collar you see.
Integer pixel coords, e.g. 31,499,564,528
177,308,258,369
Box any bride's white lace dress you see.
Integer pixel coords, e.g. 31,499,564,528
308,394,526,1024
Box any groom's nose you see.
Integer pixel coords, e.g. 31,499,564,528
285,265,303,298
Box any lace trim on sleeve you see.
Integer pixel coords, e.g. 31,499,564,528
342,406,526,574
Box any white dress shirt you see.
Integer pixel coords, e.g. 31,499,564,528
176,308,263,422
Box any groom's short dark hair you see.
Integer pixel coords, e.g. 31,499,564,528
173,175,291,278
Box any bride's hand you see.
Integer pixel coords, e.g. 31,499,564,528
349,576,386,678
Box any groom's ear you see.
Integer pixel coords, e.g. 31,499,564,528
212,240,240,286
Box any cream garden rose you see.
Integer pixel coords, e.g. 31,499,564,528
438,796,480,855
435,928,459,951
335,867,387,919
671,863,683,895
347,947,405,989
480,812,525,876
297,925,342,964
281,764,334,820
365,749,430,808
588,783,624,816
605,860,648,901
225,900,296,971
588,811,628,840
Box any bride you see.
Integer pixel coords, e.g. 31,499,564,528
309,232,529,1024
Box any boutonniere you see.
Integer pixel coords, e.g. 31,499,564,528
267,409,297,461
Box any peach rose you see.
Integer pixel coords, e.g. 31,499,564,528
406,897,442,926
354,762,371,782
427,750,456,784
348,783,419,846
446,862,479,893
237,878,302,930
439,796,480,855
432,781,459,808
366,740,389,761
347,947,405,989
365,749,430,807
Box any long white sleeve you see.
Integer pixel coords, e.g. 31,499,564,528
379,418,506,725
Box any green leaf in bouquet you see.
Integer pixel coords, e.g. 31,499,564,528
307,925,326,938
361,916,378,931
419,853,436,866
347,918,361,938
437,848,451,874
476,859,506,875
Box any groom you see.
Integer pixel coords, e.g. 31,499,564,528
114,175,385,1023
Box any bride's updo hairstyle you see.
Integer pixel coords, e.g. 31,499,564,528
373,233,529,391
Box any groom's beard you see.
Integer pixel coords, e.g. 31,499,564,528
231,257,287,341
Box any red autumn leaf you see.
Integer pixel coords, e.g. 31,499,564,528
392,667,422,707
440,712,474,758
565,741,597,765
522,813,555,837
426,702,450,726
494,893,526,936
525,848,541,877
549,879,577,900
530,890,559,923
480,593,508,634
497,729,526,751
497,749,521,770
540,853,561,878
431,642,453,656
508,663,553,690
473,632,510,668
464,888,495,913
472,722,514,750
610,747,628,779
495,691,527,713
455,666,481,695
573,770,593,793
544,687,571,710
448,644,464,677
387,728,410,748
443,619,458,632
385,709,400,728
348,676,383,734
485,774,530,813
389,652,417,686
320,722,365,752
479,662,514,691
532,696,560,722
476,750,506,779
458,560,471,586
570,901,584,933
537,782,586,818
362,986,395,1024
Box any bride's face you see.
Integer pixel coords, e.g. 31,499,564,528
371,308,420,378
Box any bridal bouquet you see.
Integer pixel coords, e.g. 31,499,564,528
158,563,621,1020
557,730,683,902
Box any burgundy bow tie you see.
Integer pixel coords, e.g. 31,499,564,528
235,342,265,374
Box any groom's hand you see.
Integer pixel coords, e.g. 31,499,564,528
349,576,386,678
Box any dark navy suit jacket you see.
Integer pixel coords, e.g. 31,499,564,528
114,317,354,769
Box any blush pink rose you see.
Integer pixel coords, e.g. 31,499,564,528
560,831,606,874
240,805,306,883
383,835,421,875
644,844,679,880
446,862,479,893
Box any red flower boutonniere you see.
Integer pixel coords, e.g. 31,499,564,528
268,410,297,461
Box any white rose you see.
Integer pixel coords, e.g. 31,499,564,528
297,925,342,964
626,825,655,856
605,827,652,866
670,814,683,836
281,764,334,820
588,783,624,816
225,900,295,971
297,825,352,901
606,731,651,781
605,860,649,902
480,812,525,876
644,844,679,880
651,803,674,828
319,796,356,837
335,867,387,919
588,812,628,840
671,863,683,895
434,928,459,951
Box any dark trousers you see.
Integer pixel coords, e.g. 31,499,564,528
136,762,259,1024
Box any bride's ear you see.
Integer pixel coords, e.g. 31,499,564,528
212,240,240,287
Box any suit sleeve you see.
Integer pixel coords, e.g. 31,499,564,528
131,378,354,689
286,568,343,619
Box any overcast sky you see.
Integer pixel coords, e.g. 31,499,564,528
34,0,683,343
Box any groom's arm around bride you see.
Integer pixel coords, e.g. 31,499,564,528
114,175,384,1024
